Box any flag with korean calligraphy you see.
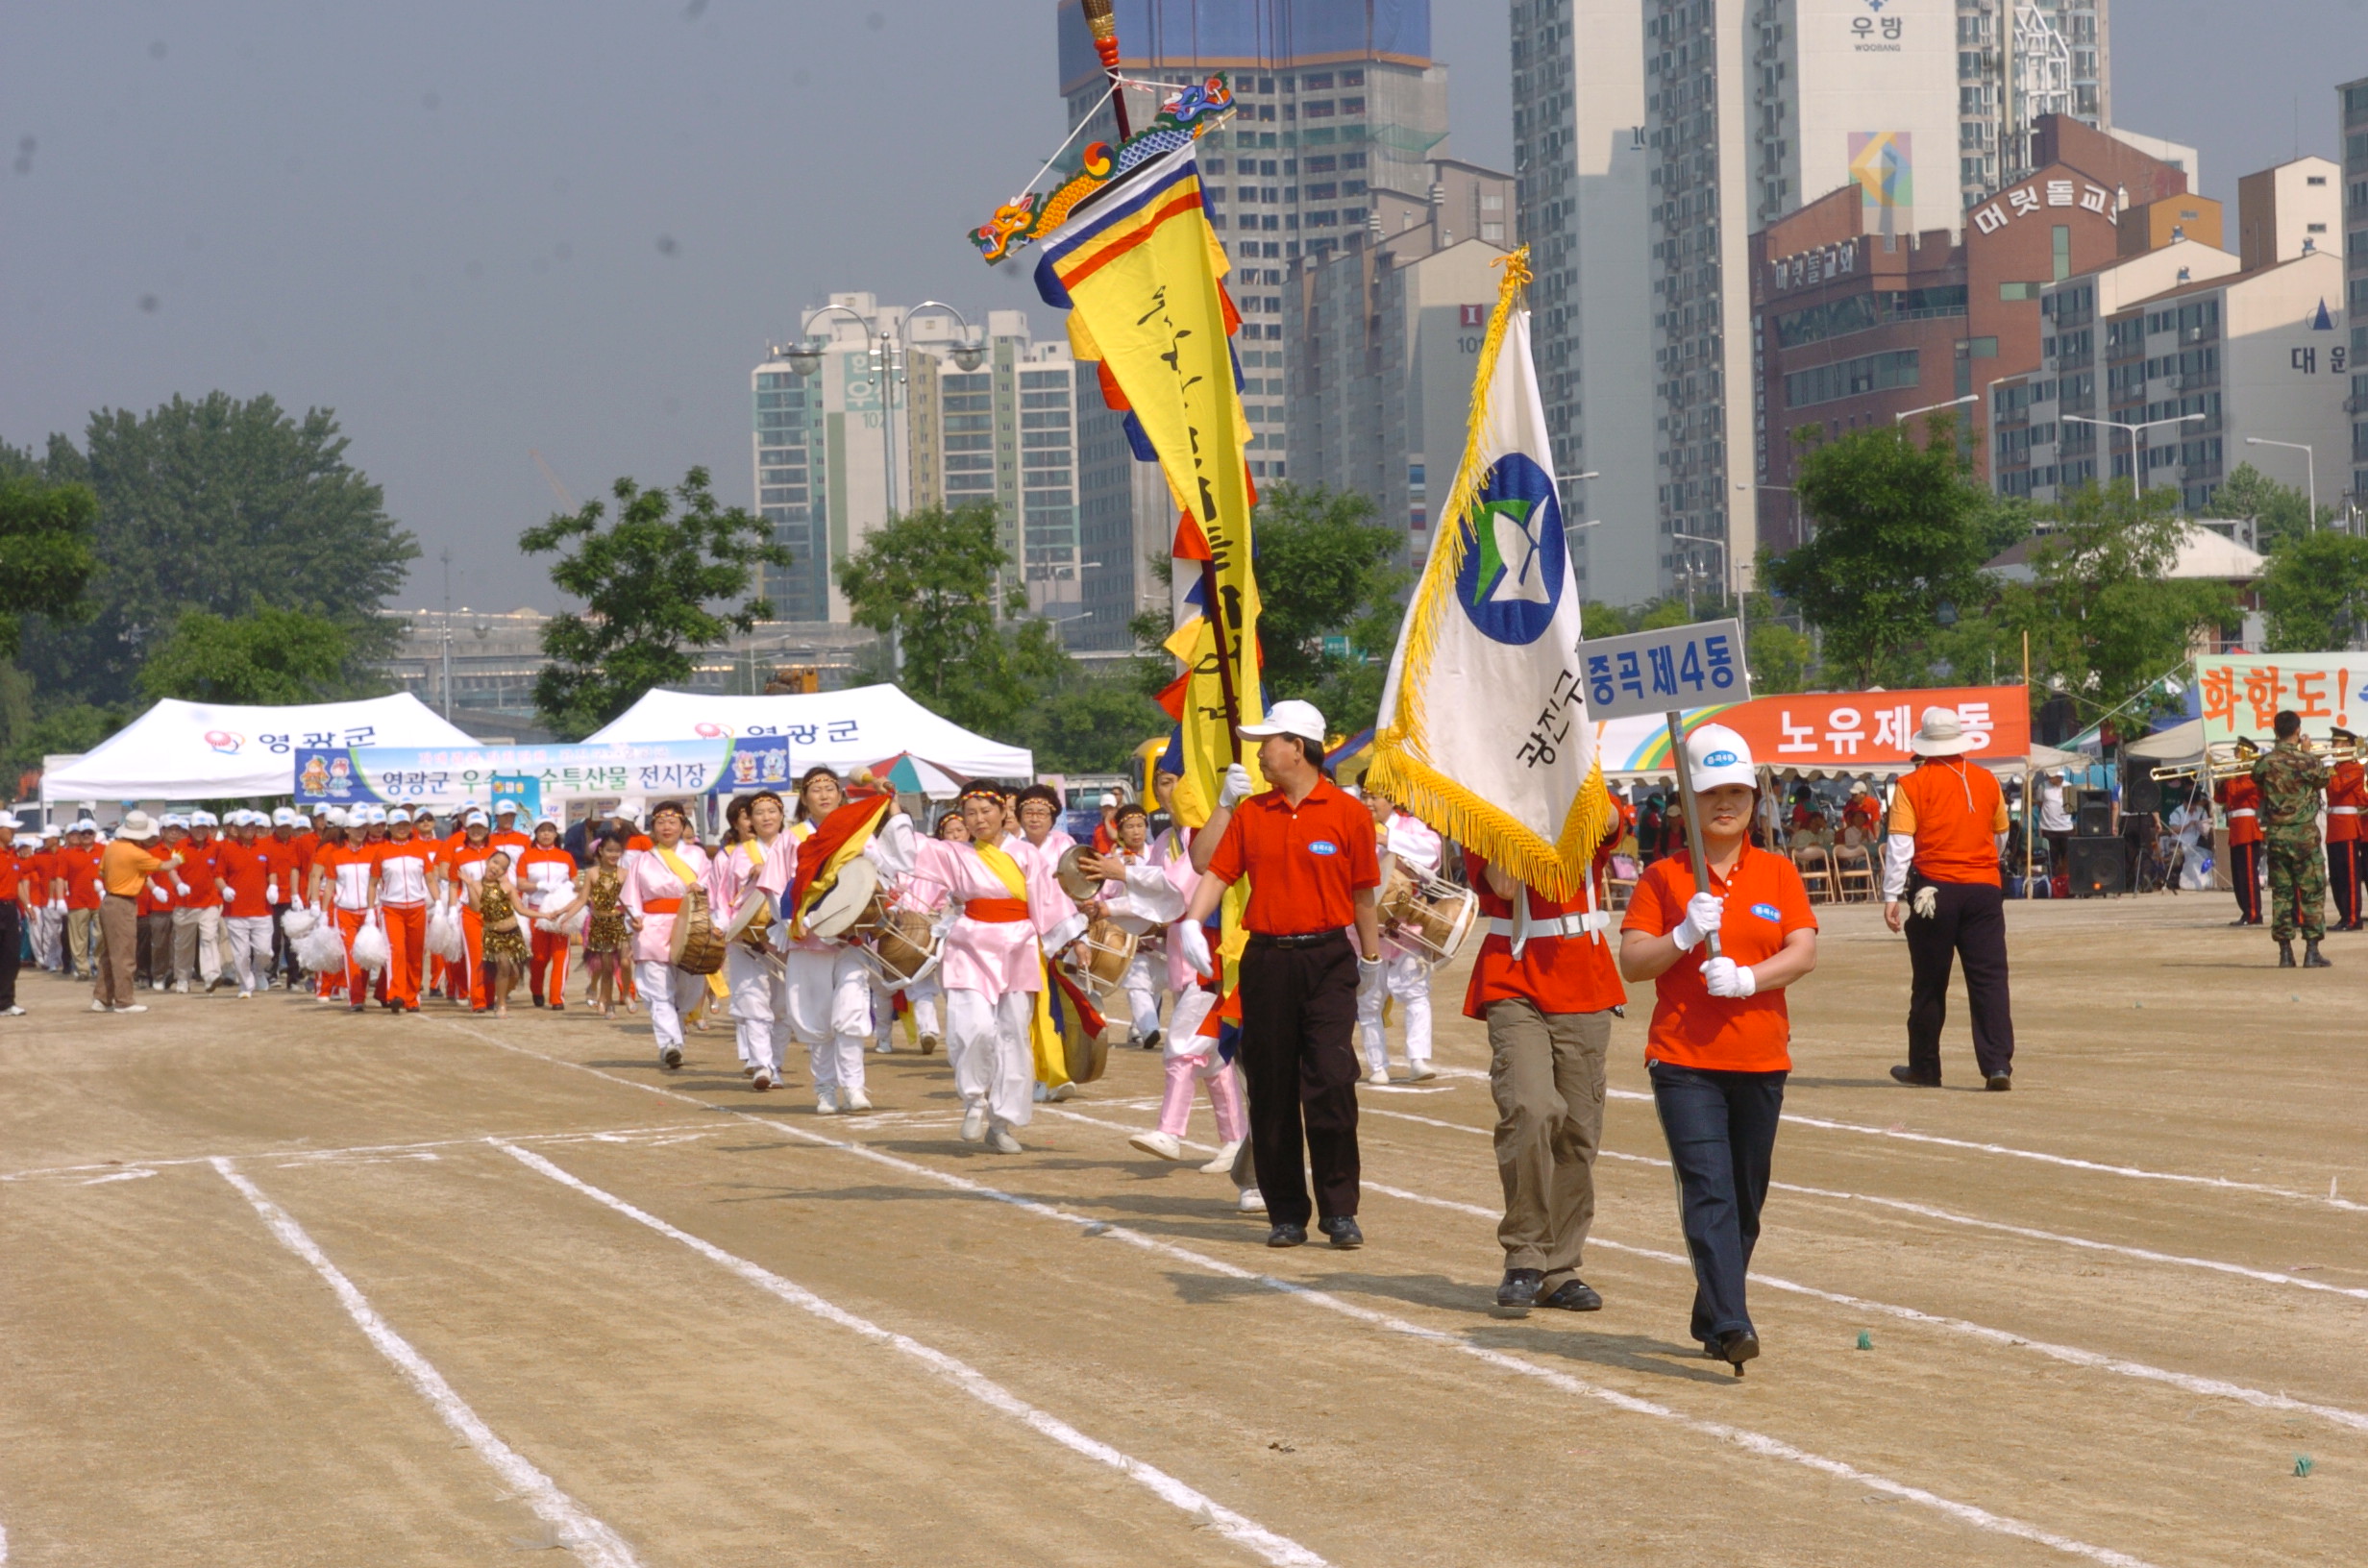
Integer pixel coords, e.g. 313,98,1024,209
1368,248,1612,901
1034,140,1264,832
2195,654,2365,747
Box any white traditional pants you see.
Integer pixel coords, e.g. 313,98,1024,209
1119,950,1164,1041
634,960,708,1056
726,944,789,1073
171,906,224,988
945,987,1036,1130
224,915,275,994
785,945,871,1095
905,977,942,1041
1358,953,1434,1074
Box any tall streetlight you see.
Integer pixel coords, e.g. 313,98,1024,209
2243,436,2316,530
773,301,985,523
2061,412,2205,501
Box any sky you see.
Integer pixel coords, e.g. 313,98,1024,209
4,1,2361,613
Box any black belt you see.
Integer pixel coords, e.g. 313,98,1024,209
1246,929,1347,950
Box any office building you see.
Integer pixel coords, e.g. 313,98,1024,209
2346,77,2368,509
1056,0,1451,486
1750,121,2188,544
1989,158,2350,513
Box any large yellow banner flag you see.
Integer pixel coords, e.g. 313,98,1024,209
1035,142,1262,829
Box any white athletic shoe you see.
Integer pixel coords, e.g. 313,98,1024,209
1238,1187,1266,1213
814,1087,840,1115
1407,1061,1437,1082
1129,1130,1185,1161
238,990,254,1000
986,1125,1024,1154
1031,1081,1048,1103
873,1041,894,1054
1,1006,23,1017
113,1003,148,1015
88,999,110,1013
752,1067,774,1092
1197,1139,1243,1174
1048,1081,1077,1102
840,1087,873,1113
960,1103,988,1143
1366,1068,1391,1087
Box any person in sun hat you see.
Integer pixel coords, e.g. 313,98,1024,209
1883,705,2015,1091
1184,698,1384,1251
95,811,183,1014
1618,723,1819,1375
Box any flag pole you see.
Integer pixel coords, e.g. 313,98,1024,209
1200,557,1245,763
1081,0,1134,139
1665,709,1722,962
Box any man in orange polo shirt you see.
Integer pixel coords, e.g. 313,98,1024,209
1882,707,2014,1090
0,813,23,1016
1185,699,1383,1250
56,820,104,981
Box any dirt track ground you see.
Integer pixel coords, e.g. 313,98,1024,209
1,893,2361,1567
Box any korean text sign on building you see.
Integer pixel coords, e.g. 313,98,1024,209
2195,655,2366,746
294,735,792,808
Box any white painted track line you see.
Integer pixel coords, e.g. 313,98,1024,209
1361,1103,2368,1303
438,1025,2166,1568
210,1158,643,1568
1042,1106,2368,1440
496,1140,1331,1568
0,1122,711,1185
1429,1066,2363,1212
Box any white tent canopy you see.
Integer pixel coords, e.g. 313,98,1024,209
584,684,1032,780
2122,719,2204,763
41,694,477,803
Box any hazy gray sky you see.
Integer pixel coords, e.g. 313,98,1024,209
5,2,2360,612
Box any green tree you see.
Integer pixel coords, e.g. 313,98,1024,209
521,468,788,739
2211,461,2328,552
2257,528,2368,651
1006,665,1171,774
0,468,99,658
1765,421,1996,687
14,394,415,707
1995,481,2234,723
136,607,358,705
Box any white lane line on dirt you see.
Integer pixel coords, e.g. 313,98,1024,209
495,1141,1330,1568
1359,1104,2368,1304
434,1026,2164,1568
1043,1107,2368,1439
210,1158,643,1568
0,1123,711,1185
1430,1066,2364,1213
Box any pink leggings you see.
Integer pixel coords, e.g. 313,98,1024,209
1158,1050,1247,1142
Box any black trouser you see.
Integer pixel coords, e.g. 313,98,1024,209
2331,842,2361,928
2229,840,2261,922
0,902,19,1010
1649,1061,1785,1345
1236,933,1363,1227
2042,830,2072,882
269,902,301,983
1904,879,2015,1082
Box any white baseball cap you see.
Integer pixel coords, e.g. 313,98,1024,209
493,800,520,817
71,817,99,833
323,807,350,827
387,806,414,823
464,809,490,827
189,810,218,827
1238,698,1326,747
534,814,561,831
273,806,299,825
1683,723,1758,793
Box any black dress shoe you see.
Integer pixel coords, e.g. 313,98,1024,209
1540,1279,1602,1311
1889,1065,1941,1088
1494,1268,1544,1316
1141,1029,1162,1051
1319,1215,1364,1249
1711,1327,1761,1375
1985,1072,2012,1091
1266,1222,1308,1248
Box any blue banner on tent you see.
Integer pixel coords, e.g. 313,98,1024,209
294,735,793,807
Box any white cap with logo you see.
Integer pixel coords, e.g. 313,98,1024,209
1683,723,1758,793
1237,698,1327,747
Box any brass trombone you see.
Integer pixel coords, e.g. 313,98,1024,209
2150,734,2365,783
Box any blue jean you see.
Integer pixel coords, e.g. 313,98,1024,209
1648,1060,1787,1345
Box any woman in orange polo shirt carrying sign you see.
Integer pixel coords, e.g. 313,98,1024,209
1619,724,1818,1376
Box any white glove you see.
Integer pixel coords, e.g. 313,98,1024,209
1912,885,1939,919
266,881,279,903
1176,919,1213,977
174,880,190,896
1672,893,1723,952
1358,950,1382,979
1702,957,1757,998
1218,764,1255,809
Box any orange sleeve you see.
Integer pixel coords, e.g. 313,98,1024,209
1620,862,1673,935
1887,777,1919,836
1205,812,1248,885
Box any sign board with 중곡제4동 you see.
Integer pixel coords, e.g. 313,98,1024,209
1578,620,1751,723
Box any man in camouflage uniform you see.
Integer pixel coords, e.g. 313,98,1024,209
2251,709,2331,968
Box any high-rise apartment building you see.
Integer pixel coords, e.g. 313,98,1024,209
1947,0,2110,208
754,298,1092,628
2342,76,2368,511
1056,0,1449,486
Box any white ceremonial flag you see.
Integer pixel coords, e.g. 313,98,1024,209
1368,249,1610,899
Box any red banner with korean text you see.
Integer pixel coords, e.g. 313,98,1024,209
2196,655,2366,746
1593,686,2031,772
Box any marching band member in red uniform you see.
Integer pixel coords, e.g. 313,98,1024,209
2216,744,2265,926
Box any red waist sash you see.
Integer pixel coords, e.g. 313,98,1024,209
643,896,683,914
963,897,1029,923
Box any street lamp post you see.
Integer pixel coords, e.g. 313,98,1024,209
773,301,986,525
1894,393,1978,426
2061,412,2205,501
2243,437,2316,530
